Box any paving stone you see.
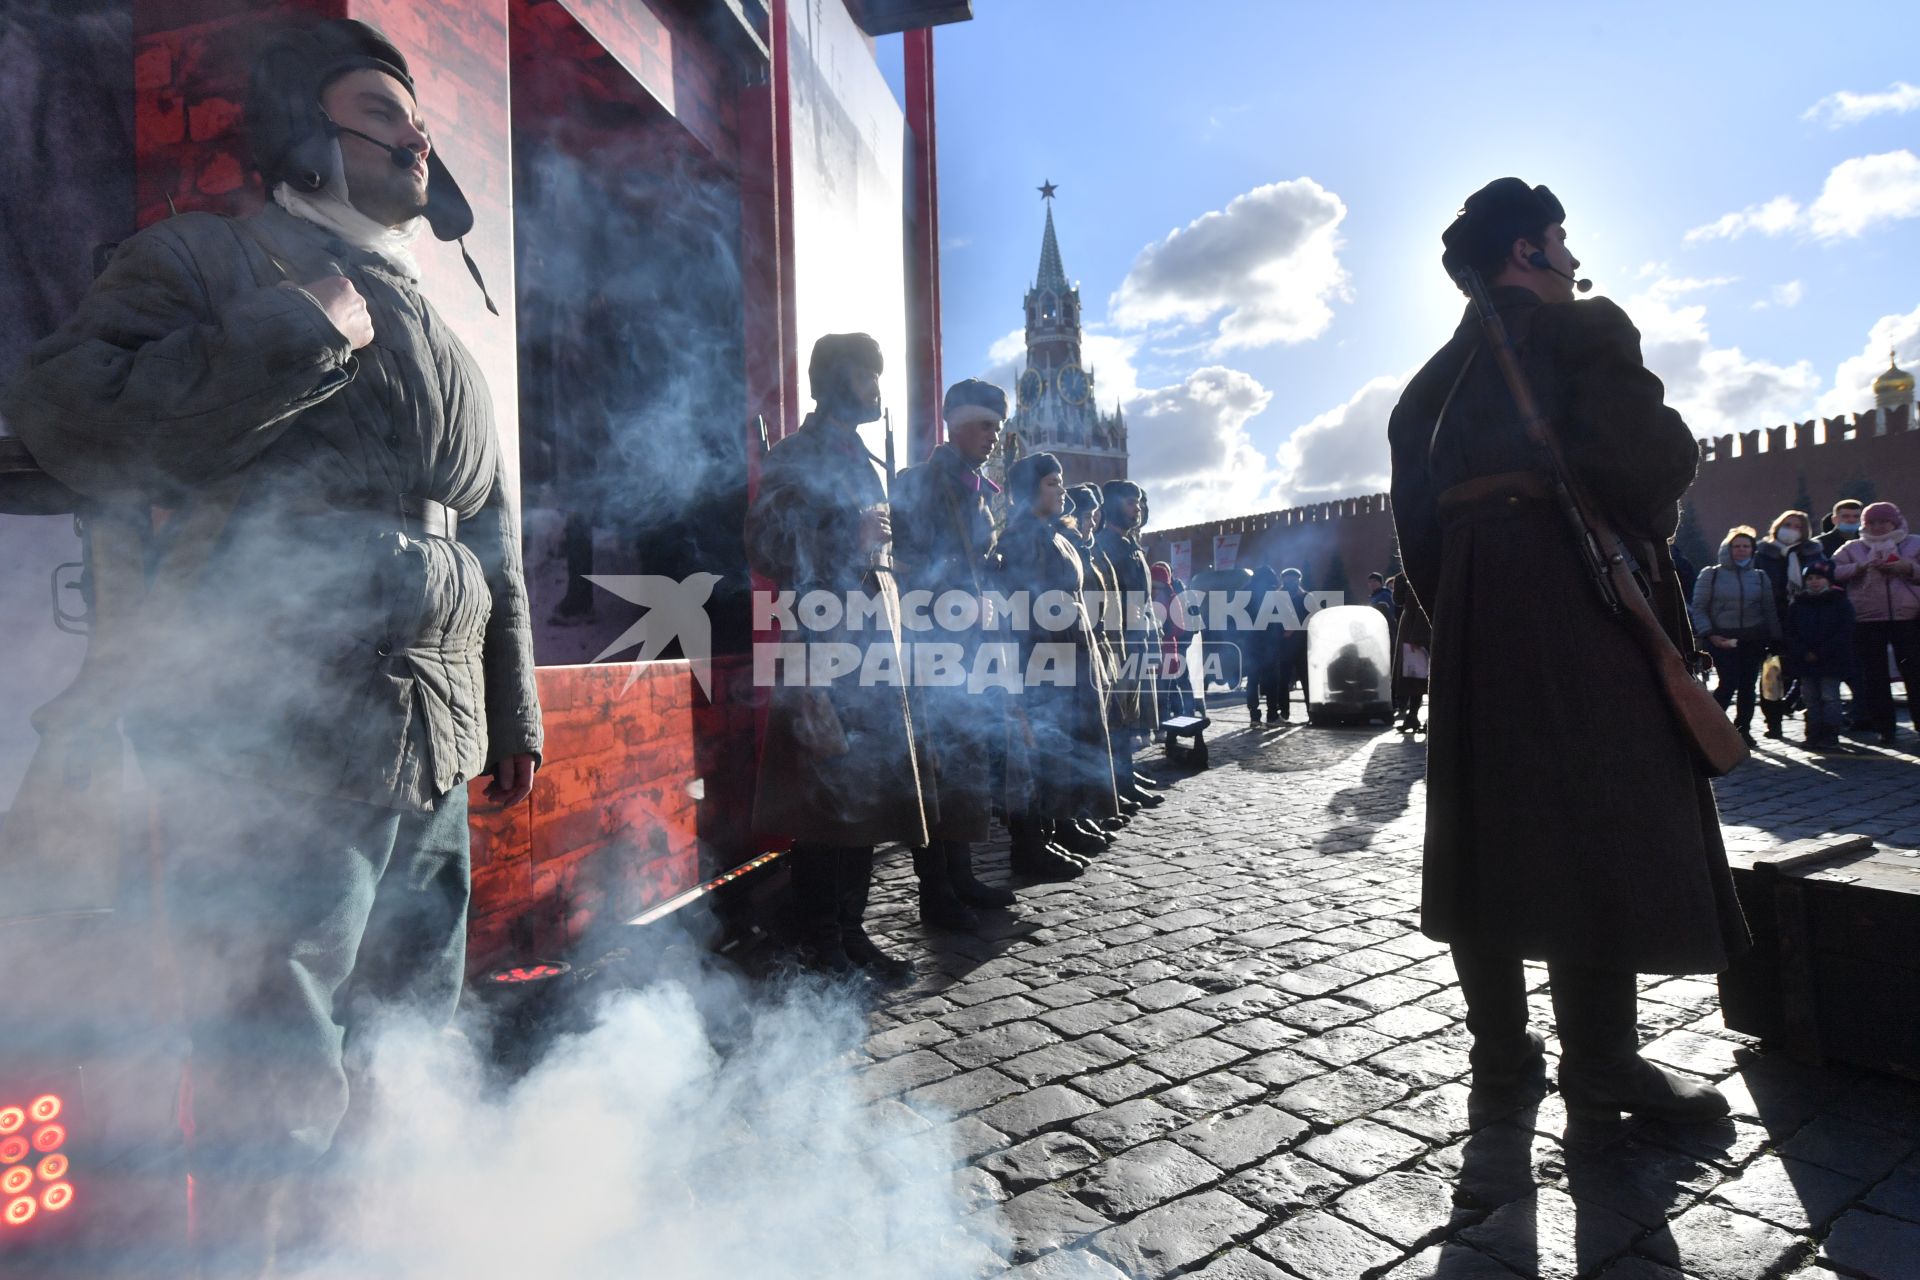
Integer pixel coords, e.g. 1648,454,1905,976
938,1115,1015,1163
1590,1259,1687,1280
1000,1035,1134,1087
1170,1104,1311,1172
1003,1249,1132,1279
1183,1248,1291,1280
1001,1185,1116,1264
1138,1035,1250,1082
1276,964,1369,997
944,994,1051,1033
1370,1082,1476,1145
1557,1135,1721,1229
1340,973,1443,1011
1275,1065,1409,1127
1707,1152,1862,1232
1639,1202,1806,1280
1157,1070,1268,1119
1331,1169,1466,1248
1776,1112,1916,1181
1819,1208,1920,1280
1293,1025,1400,1068
939,1020,1065,1070
1106,1007,1226,1053
1363,1004,1456,1042
1365,1038,1471,1088
981,1132,1106,1194
1640,1115,1772,1170
1253,1208,1399,1280
1641,1028,1749,1078
955,1163,1012,1213
1299,1117,1431,1180
1864,1156,1920,1224
867,1019,955,1058
863,1048,961,1097
1454,1186,1641,1279
907,1066,1024,1116
1090,1189,1267,1280
1071,1140,1224,1217
1038,1000,1140,1038
1222,1149,1349,1215
1076,1063,1175,1106
1190,985,1291,1022
1236,1048,1325,1089
979,1085,1103,1139
1126,978,1210,1011
1382,1242,1527,1280
1072,1098,1190,1153
946,975,1036,1006
1276,997,1373,1033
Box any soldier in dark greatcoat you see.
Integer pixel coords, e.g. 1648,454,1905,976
890,379,1018,927
1388,178,1746,1123
999,455,1119,877
1064,483,1124,850
2,22,543,1269
746,333,925,982
1092,480,1164,812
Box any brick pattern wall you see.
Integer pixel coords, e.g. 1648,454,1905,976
1146,495,1399,601
1685,406,1919,548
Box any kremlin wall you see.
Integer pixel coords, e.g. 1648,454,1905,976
1144,398,1919,597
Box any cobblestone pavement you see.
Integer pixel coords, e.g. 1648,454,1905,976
857,700,1920,1280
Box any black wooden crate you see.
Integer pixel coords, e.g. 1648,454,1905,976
1719,835,1920,1081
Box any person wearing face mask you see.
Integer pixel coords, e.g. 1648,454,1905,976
1784,561,1857,749
1689,527,1781,746
1818,498,1865,559
1755,510,1820,738
1829,501,1920,745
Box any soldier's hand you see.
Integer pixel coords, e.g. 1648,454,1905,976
483,753,538,808
859,506,892,553
302,273,374,350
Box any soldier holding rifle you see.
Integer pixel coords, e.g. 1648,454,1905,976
1387,178,1747,1125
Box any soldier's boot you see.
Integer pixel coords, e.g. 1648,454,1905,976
944,839,1015,909
835,846,914,985
1072,818,1116,847
1054,820,1107,857
912,843,980,930
1552,964,1728,1125
1039,820,1091,867
788,844,852,975
1454,946,1546,1095
1008,814,1083,882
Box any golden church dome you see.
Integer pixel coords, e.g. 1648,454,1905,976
1876,349,1915,398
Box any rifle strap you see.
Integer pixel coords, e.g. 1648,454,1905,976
1426,347,1480,475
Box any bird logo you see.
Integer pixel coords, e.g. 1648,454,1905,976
585,573,723,696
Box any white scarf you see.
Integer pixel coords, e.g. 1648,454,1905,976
272,153,425,282
1860,523,1910,555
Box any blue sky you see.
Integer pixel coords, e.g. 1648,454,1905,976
883,1,1919,528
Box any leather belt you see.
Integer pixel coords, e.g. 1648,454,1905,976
1437,471,1552,529
393,493,458,540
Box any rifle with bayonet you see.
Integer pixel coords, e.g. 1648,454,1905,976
1453,266,1748,778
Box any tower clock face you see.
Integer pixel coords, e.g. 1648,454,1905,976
1058,365,1090,406
1017,368,1045,408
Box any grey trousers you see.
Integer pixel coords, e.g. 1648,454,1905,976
154,768,469,1235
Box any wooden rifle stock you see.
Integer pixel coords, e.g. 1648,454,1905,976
1456,269,1749,778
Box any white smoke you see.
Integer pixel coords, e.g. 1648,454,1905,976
290,967,1009,1280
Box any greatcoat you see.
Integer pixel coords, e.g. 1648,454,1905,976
890,443,998,842
997,510,1118,821
1092,525,1161,730
2,205,542,808
745,412,929,848
1387,288,1748,974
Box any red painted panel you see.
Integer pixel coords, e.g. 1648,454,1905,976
549,0,740,166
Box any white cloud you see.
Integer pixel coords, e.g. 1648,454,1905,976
1126,366,1277,529
1804,81,1920,128
1752,280,1804,311
1269,372,1408,508
1684,195,1802,243
1684,150,1920,243
1624,277,1820,437
1109,178,1352,353
1815,304,1920,418
1807,150,1920,239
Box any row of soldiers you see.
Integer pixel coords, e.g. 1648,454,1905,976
744,335,1168,980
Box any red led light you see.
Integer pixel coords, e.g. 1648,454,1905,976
36,1155,66,1182
3,1195,33,1227
488,963,567,984
0,1168,28,1196
30,1125,64,1153
40,1183,72,1213
0,1137,26,1165
27,1097,59,1124
0,1108,22,1136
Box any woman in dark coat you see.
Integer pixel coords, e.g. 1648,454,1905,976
998,455,1119,876
1387,177,1746,1125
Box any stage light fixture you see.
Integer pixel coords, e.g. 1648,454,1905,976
0,1168,28,1197
2,1196,32,1227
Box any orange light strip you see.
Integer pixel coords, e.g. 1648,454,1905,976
624,848,788,928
